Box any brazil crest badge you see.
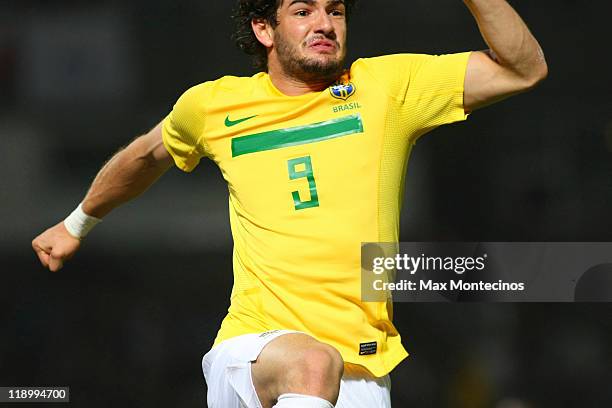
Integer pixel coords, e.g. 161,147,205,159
329,82,356,101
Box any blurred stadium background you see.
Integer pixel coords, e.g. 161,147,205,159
1,1,611,407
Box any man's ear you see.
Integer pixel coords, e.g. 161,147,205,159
251,18,274,48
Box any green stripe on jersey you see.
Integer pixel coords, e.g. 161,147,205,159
231,114,363,157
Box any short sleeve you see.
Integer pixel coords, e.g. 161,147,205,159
162,84,210,172
403,52,471,131
359,52,472,136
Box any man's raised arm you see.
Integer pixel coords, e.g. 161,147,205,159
32,122,174,272
463,0,548,112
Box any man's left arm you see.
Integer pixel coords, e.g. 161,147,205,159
463,0,548,112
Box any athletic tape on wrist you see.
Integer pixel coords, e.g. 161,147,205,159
63,203,101,239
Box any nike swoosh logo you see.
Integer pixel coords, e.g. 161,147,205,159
225,114,258,127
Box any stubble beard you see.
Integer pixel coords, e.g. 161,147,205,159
274,32,345,84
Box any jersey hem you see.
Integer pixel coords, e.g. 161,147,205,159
213,328,409,378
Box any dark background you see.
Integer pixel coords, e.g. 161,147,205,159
2,1,612,407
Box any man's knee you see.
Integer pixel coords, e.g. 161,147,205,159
287,341,344,391
252,333,344,407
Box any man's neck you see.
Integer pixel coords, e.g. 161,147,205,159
267,65,337,96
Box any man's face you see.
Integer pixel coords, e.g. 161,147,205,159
271,0,348,81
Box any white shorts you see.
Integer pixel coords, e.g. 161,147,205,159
202,330,392,408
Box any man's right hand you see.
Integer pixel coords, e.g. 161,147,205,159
32,222,81,272
30,122,172,273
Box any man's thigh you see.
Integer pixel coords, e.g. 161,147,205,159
202,331,392,408
202,330,299,408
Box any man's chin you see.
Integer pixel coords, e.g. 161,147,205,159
279,51,345,82
304,51,340,63
300,55,344,75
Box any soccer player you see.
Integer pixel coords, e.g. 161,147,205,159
32,0,547,406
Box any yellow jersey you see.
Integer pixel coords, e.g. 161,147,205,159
162,52,471,377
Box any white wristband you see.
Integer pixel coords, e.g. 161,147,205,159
63,203,102,239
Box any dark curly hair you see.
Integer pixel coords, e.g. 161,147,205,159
232,0,357,72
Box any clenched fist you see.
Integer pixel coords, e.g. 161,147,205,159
32,222,81,272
